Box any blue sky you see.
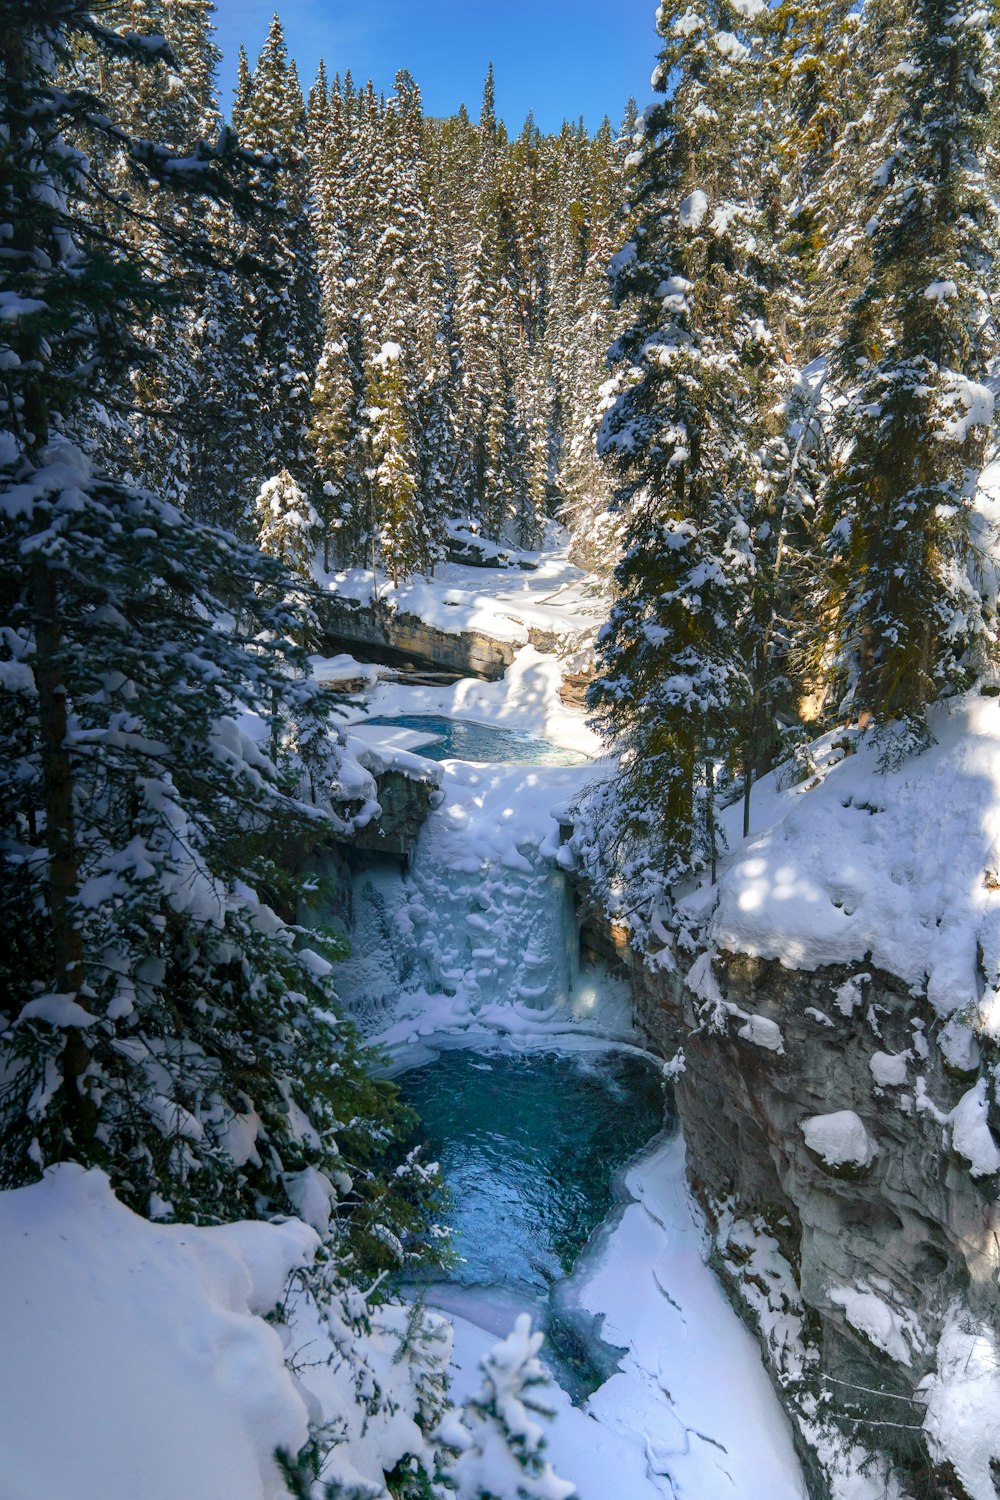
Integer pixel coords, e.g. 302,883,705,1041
213,0,660,134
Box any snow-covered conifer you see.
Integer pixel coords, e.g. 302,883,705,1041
254,468,319,576
365,341,441,584
444,1315,576,1500
817,0,999,728
590,0,779,888
0,0,441,1263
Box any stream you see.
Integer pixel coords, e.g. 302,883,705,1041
329,701,808,1500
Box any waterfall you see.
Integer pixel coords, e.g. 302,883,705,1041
330,753,630,1046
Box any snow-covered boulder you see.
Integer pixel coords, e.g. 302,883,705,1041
801,1110,878,1170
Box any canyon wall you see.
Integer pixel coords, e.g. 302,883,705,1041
577,894,1000,1499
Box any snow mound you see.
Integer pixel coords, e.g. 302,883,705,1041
828,1286,915,1367
949,1079,1000,1177
0,1165,318,1500
869,1050,908,1088
801,1110,878,1169
709,694,1000,1021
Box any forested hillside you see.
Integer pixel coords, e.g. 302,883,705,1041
586,0,999,920
68,5,631,573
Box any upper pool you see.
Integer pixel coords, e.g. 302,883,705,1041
364,713,587,765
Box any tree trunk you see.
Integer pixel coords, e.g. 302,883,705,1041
33,559,91,1114
32,560,83,995
705,758,717,886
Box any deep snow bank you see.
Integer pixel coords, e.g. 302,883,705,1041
704,694,1000,1032
0,1165,317,1500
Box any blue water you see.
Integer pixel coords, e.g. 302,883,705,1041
401,1047,670,1396
364,713,586,765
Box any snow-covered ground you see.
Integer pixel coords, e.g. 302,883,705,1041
670,692,1000,1050
316,521,605,652
0,1165,319,1500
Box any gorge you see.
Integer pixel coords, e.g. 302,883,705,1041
322,555,1000,1500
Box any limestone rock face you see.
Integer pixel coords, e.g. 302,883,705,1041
316,596,517,680
346,767,435,860
579,893,1000,1496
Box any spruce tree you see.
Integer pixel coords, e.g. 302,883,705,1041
66,0,225,508
0,0,439,1264
254,468,319,577
589,0,777,888
224,14,321,533
365,342,439,584
817,0,999,730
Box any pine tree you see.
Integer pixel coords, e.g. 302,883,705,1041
224,14,321,532
366,342,439,584
0,0,440,1262
445,1315,576,1500
456,66,527,542
254,468,319,577
816,0,999,731
66,0,225,508
589,0,780,888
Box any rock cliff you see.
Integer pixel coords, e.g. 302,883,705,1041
577,891,1000,1500
315,595,518,680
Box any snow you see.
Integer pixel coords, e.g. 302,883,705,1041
737,1012,784,1050
447,1314,576,1500
569,1135,806,1499
316,523,604,653
937,370,994,444
0,1165,317,1500
827,1286,914,1367
344,721,444,756
938,1014,981,1072
677,189,709,230
331,748,630,1054
708,694,1000,1022
281,1165,337,1233
671,9,704,38
869,1050,909,1087
308,651,379,688
949,1079,1000,1176
15,993,98,1028
801,1110,878,1168
921,1306,1000,1500
924,279,958,302
713,30,750,60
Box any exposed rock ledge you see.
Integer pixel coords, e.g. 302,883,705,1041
315,594,519,680
576,892,1000,1500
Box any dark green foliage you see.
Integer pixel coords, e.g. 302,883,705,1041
815,0,998,726
0,0,442,1270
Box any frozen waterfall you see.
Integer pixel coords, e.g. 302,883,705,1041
330,753,631,1048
